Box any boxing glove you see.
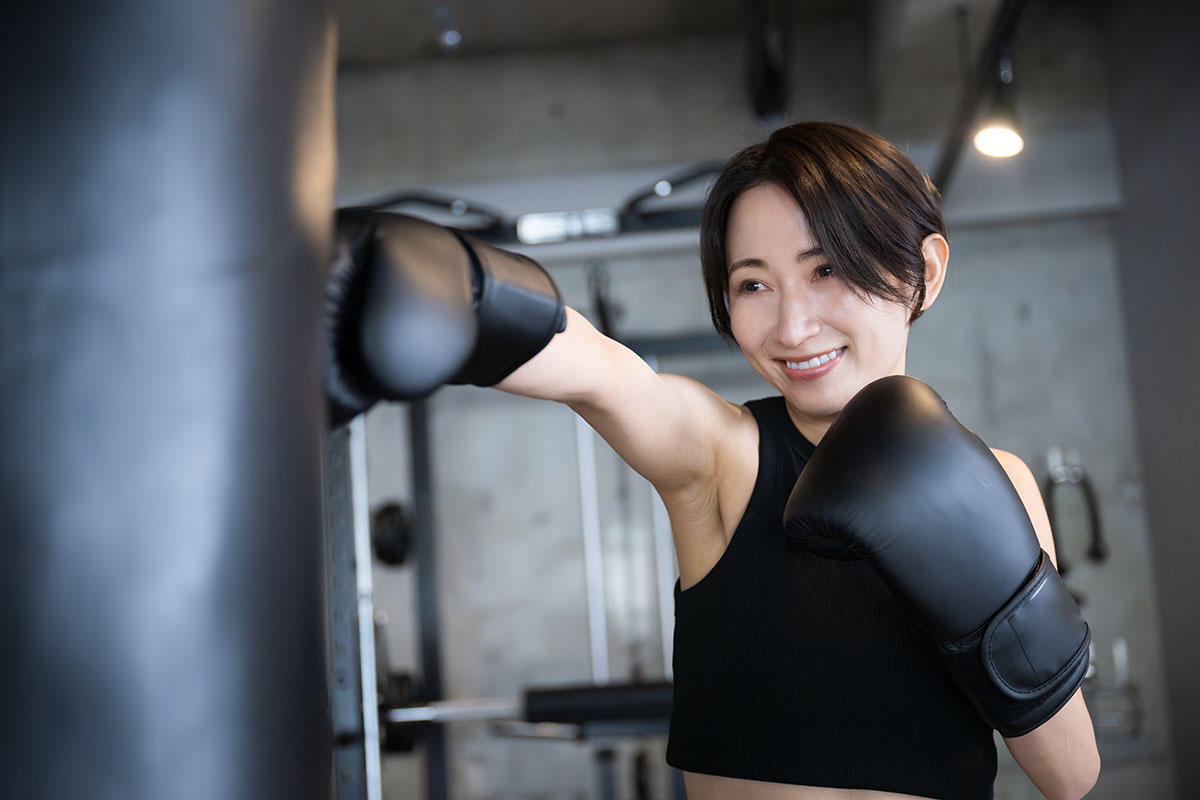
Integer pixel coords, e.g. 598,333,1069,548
782,375,1090,737
325,211,566,427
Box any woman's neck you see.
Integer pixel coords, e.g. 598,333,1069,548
785,405,839,446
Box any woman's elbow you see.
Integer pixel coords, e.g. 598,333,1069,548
1071,753,1101,800
1045,751,1101,800
1005,689,1101,800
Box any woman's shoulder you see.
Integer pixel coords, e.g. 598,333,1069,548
990,448,1036,494
990,448,1059,565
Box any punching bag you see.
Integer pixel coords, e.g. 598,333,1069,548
1,2,336,798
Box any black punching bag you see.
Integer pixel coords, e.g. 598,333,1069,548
1,2,336,799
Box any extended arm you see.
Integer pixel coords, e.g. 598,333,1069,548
324,210,743,499
498,306,744,494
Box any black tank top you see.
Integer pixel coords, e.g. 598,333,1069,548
666,397,997,799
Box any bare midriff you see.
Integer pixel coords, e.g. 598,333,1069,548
684,773,933,800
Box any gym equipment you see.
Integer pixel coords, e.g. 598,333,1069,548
325,412,679,800
384,679,672,729
1043,445,1108,578
372,502,414,567
324,334,729,799
3,3,336,798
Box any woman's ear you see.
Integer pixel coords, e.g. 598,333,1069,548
919,233,949,311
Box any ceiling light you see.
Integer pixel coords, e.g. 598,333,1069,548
974,125,1023,158
434,4,461,50
974,51,1023,159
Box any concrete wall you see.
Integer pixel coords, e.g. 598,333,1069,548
1104,0,1200,793
913,216,1174,798
341,1,1182,797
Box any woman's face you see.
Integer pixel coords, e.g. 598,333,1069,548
726,183,919,426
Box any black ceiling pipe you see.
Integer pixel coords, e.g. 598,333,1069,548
746,0,791,122
931,0,1029,193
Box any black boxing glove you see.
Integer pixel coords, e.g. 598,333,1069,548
325,211,565,427
444,228,567,386
783,375,1090,737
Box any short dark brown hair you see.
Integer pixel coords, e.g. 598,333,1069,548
700,121,946,340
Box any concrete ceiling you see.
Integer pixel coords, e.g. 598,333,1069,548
335,0,1009,138
338,0,874,66
334,0,1031,187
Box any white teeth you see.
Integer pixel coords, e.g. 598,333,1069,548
786,347,844,371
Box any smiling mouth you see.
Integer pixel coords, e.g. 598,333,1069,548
784,347,846,371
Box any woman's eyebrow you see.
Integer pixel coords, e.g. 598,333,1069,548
730,248,825,273
729,257,765,273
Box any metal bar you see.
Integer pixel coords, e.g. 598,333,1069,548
408,400,449,800
349,417,383,800
642,356,678,681
618,208,705,233
490,721,584,741
931,0,1028,192
326,427,366,800
384,681,675,727
651,491,677,681
576,415,611,684
595,748,617,800
618,161,724,216
623,332,732,358
395,203,703,247
386,697,523,724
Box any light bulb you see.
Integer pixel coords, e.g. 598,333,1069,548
974,126,1024,158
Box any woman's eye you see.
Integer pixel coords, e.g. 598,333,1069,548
815,264,835,279
736,279,765,294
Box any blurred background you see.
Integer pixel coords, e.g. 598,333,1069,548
334,1,1197,797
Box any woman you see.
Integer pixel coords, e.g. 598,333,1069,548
495,122,1100,800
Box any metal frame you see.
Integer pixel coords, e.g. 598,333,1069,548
349,418,384,800
577,413,612,685
326,422,381,800
408,401,450,800
345,164,720,248
326,332,724,799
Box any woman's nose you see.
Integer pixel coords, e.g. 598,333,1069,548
772,292,822,348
